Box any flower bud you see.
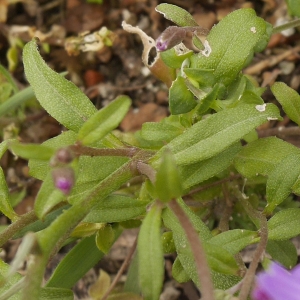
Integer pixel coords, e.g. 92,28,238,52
52,167,75,195
50,147,74,167
156,26,186,52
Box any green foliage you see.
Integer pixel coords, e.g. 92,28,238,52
285,0,300,17
155,150,183,202
23,39,97,132
138,203,164,300
1,4,300,300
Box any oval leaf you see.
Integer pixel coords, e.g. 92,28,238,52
169,76,197,114
265,153,300,213
266,240,297,269
138,203,164,300
155,103,281,166
155,4,198,27
190,9,271,85
95,224,115,254
234,137,300,178
271,82,300,126
83,194,147,223
268,208,300,240
23,39,97,132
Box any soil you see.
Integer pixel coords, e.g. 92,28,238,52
1,0,300,299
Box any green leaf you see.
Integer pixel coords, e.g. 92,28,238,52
46,233,119,289
169,76,197,114
196,83,220,115
160,47,193,69
265,153,300,213
7,47,19,72
172,257,190,283
155,150,183,202
155,103,281,166
190,9,271,85
9,141,55,160
141,121,184,142
266,240,297,269
268,208,300,240
184,69,216,89
285,0,300,17
39,288,74,300
95,224,115,254
138,203,164,300
209,229,258,255
234,137,300,178
271,82,300,126
83,194,147,223
88,269,111,299
203,243,239,275
23,39,97,132
161,231,176,254
0,64,18,93
34,172,66,219
155,4,198,27
71,222,103,238
211,272,241,290
180,143,242,189
163,198,212,242
162,200,239,287
0,86,34,117
77,95,131,145
0,168,18,221
124,253,141,294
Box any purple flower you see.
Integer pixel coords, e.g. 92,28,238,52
252,262,300,300
156,26,186,52
52,167,75,195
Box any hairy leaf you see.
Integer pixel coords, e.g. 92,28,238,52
23,39,96,132
138,203,164,300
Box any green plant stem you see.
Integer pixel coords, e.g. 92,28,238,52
272,18,300,34
21,161,136,299
168,199,215,300
69,144,140,157
136,161,157,183
0,210,37,247
233,188,268,300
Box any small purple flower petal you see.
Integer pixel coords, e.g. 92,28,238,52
156,36,168,51
155,26,186,52
52,167,75,195
55,177,73,195
252,262,300,300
